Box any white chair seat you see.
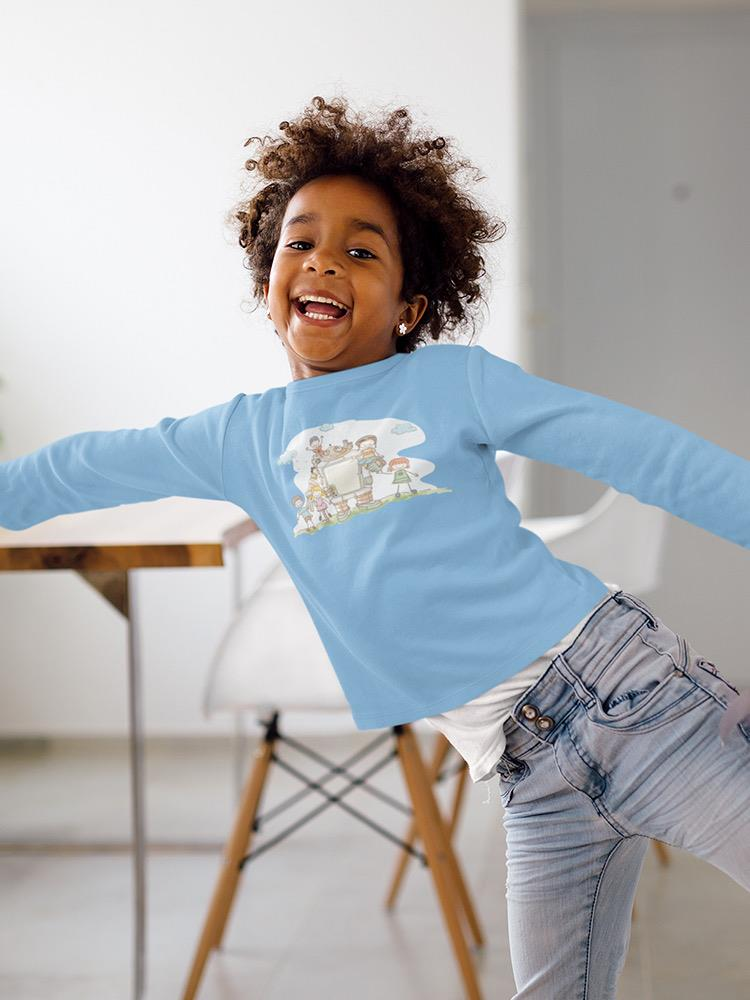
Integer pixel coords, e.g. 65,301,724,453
204,557,440,733
204,575,347,715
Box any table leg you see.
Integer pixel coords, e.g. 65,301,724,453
126,569,147,1000
74,568,148,1000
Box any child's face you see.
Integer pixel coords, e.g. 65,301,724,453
264,174,427,380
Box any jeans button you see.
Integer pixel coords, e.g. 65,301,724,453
536,715,554,731
521,703,539,721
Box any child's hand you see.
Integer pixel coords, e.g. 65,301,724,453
719,688,750,744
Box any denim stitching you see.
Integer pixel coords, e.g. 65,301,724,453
593,797,631,839
553,699,582,735
587,686,701,732
694,660,739,696
614,591,659,629
586,624,646,688
689,672,733,704
561,726,633,837
607,687,654,709
553,658,597,709
687,672,750,743
564,726,609,794
636,631,687,672
583,837,634,1000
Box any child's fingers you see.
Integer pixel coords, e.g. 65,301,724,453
718,688,750,744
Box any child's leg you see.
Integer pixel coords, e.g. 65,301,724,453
596,632,750,890
499,741,650,999
553,595,750,892
497,590,750,998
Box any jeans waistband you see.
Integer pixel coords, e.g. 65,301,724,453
502,590,659,758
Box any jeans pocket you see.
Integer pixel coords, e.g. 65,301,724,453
495,751,530,807
586,618,703,732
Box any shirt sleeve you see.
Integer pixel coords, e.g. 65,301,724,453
0,392,245,531
466,344,750,550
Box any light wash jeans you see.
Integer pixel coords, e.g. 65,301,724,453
496,589,750,999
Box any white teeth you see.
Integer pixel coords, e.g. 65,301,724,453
306,311,340,321
297,294,348,310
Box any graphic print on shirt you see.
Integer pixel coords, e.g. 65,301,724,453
278,417,452,536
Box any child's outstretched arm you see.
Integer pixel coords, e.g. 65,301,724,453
0,393,245,531
467,345,750,736
467,346,750,551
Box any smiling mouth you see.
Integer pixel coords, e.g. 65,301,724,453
292,299,350,326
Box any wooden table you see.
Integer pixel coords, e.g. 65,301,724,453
0,497,258,1000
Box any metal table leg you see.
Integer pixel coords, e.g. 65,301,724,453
76,568,147,1000
126,569,146,1000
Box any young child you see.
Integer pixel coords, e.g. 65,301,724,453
2,94,749,998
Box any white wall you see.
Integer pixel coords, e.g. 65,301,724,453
523,7,750,681
0,0,522,735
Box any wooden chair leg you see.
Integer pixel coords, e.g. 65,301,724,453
385,730,453,908
181,736,275,1000
389,732,483,948
394,724,484,1000
447,753,471,838
386,733,472,906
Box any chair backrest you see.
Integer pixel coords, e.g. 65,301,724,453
204,570,350,716
522,487,669,596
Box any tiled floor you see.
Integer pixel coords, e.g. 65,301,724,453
0,734,748,999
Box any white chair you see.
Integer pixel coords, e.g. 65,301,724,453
183,459,670,998
520,486,668,597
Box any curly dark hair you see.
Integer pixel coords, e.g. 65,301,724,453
224,94,507,353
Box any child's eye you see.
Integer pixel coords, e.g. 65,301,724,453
287,241,375,259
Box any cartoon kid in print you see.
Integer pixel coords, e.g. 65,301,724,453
291,494,316,531
355,434,387,484
278,417,452,537
308,483,333,524
388,456,418,497
307,433,354,466
306,435,325,465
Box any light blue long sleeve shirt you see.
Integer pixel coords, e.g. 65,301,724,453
2,344,749,728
